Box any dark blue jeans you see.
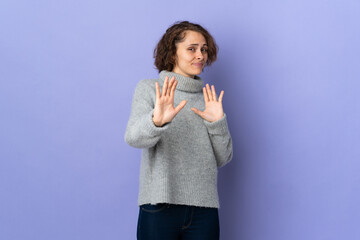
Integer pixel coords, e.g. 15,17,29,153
137,203,220,240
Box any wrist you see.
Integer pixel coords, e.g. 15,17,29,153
152,116,162,127
211,113,225,123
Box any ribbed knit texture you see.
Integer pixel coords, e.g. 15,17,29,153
124,70,233,208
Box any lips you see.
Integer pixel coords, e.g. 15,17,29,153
192,62,203,68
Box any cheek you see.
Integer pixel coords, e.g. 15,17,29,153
178,53,193,63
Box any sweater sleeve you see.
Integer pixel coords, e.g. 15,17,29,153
124,80,169,148
204,114,233,168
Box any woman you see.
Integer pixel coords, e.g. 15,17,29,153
125,21,233,240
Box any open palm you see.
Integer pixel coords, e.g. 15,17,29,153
152,76,187,127
192,84,224,122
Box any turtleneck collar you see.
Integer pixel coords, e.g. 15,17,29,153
159,70,204,93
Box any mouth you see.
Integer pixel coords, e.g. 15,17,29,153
192,62,204,68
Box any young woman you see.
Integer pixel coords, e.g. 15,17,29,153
125,21,233,240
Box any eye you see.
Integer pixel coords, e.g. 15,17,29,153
188,48,195,52
201,48,208,52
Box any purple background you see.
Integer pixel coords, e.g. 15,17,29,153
1,0,359,239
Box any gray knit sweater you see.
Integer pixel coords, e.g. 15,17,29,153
124,70,233,208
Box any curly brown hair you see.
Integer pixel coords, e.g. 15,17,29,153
154,21,218,73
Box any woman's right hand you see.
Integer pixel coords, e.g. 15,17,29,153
152,76,187,127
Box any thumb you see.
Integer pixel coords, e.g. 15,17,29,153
174,100,187,114
191,107,204,118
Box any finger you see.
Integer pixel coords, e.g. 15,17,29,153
211,85,217,101
206,84,213,101
174,100,187,114
155,82,160,100
191,107,205,118
203,87,209,102
162,76,169,97
167,76,175,96
219,90,224,103
170,80,178,97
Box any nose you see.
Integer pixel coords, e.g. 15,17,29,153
196,50,204,60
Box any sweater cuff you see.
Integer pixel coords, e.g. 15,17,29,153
144,110,169,136
203,114,229,135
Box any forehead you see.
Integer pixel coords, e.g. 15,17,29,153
180,30,207,44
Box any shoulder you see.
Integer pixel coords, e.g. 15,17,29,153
132,78,159,102
135,78,158,92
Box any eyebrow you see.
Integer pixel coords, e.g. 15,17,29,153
187,44,208,47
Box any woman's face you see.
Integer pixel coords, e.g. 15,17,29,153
173,30,208,78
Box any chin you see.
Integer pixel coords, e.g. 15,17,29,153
192,69,203,76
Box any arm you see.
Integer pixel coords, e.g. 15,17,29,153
124,77,187,148
124,80,167,148
204,114,233,168
192,84,233,167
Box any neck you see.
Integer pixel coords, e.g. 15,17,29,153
159,70,204,93
172,68,195,79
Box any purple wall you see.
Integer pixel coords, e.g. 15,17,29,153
1,0,359,239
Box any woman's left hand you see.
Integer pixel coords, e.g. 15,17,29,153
191,84,224,122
